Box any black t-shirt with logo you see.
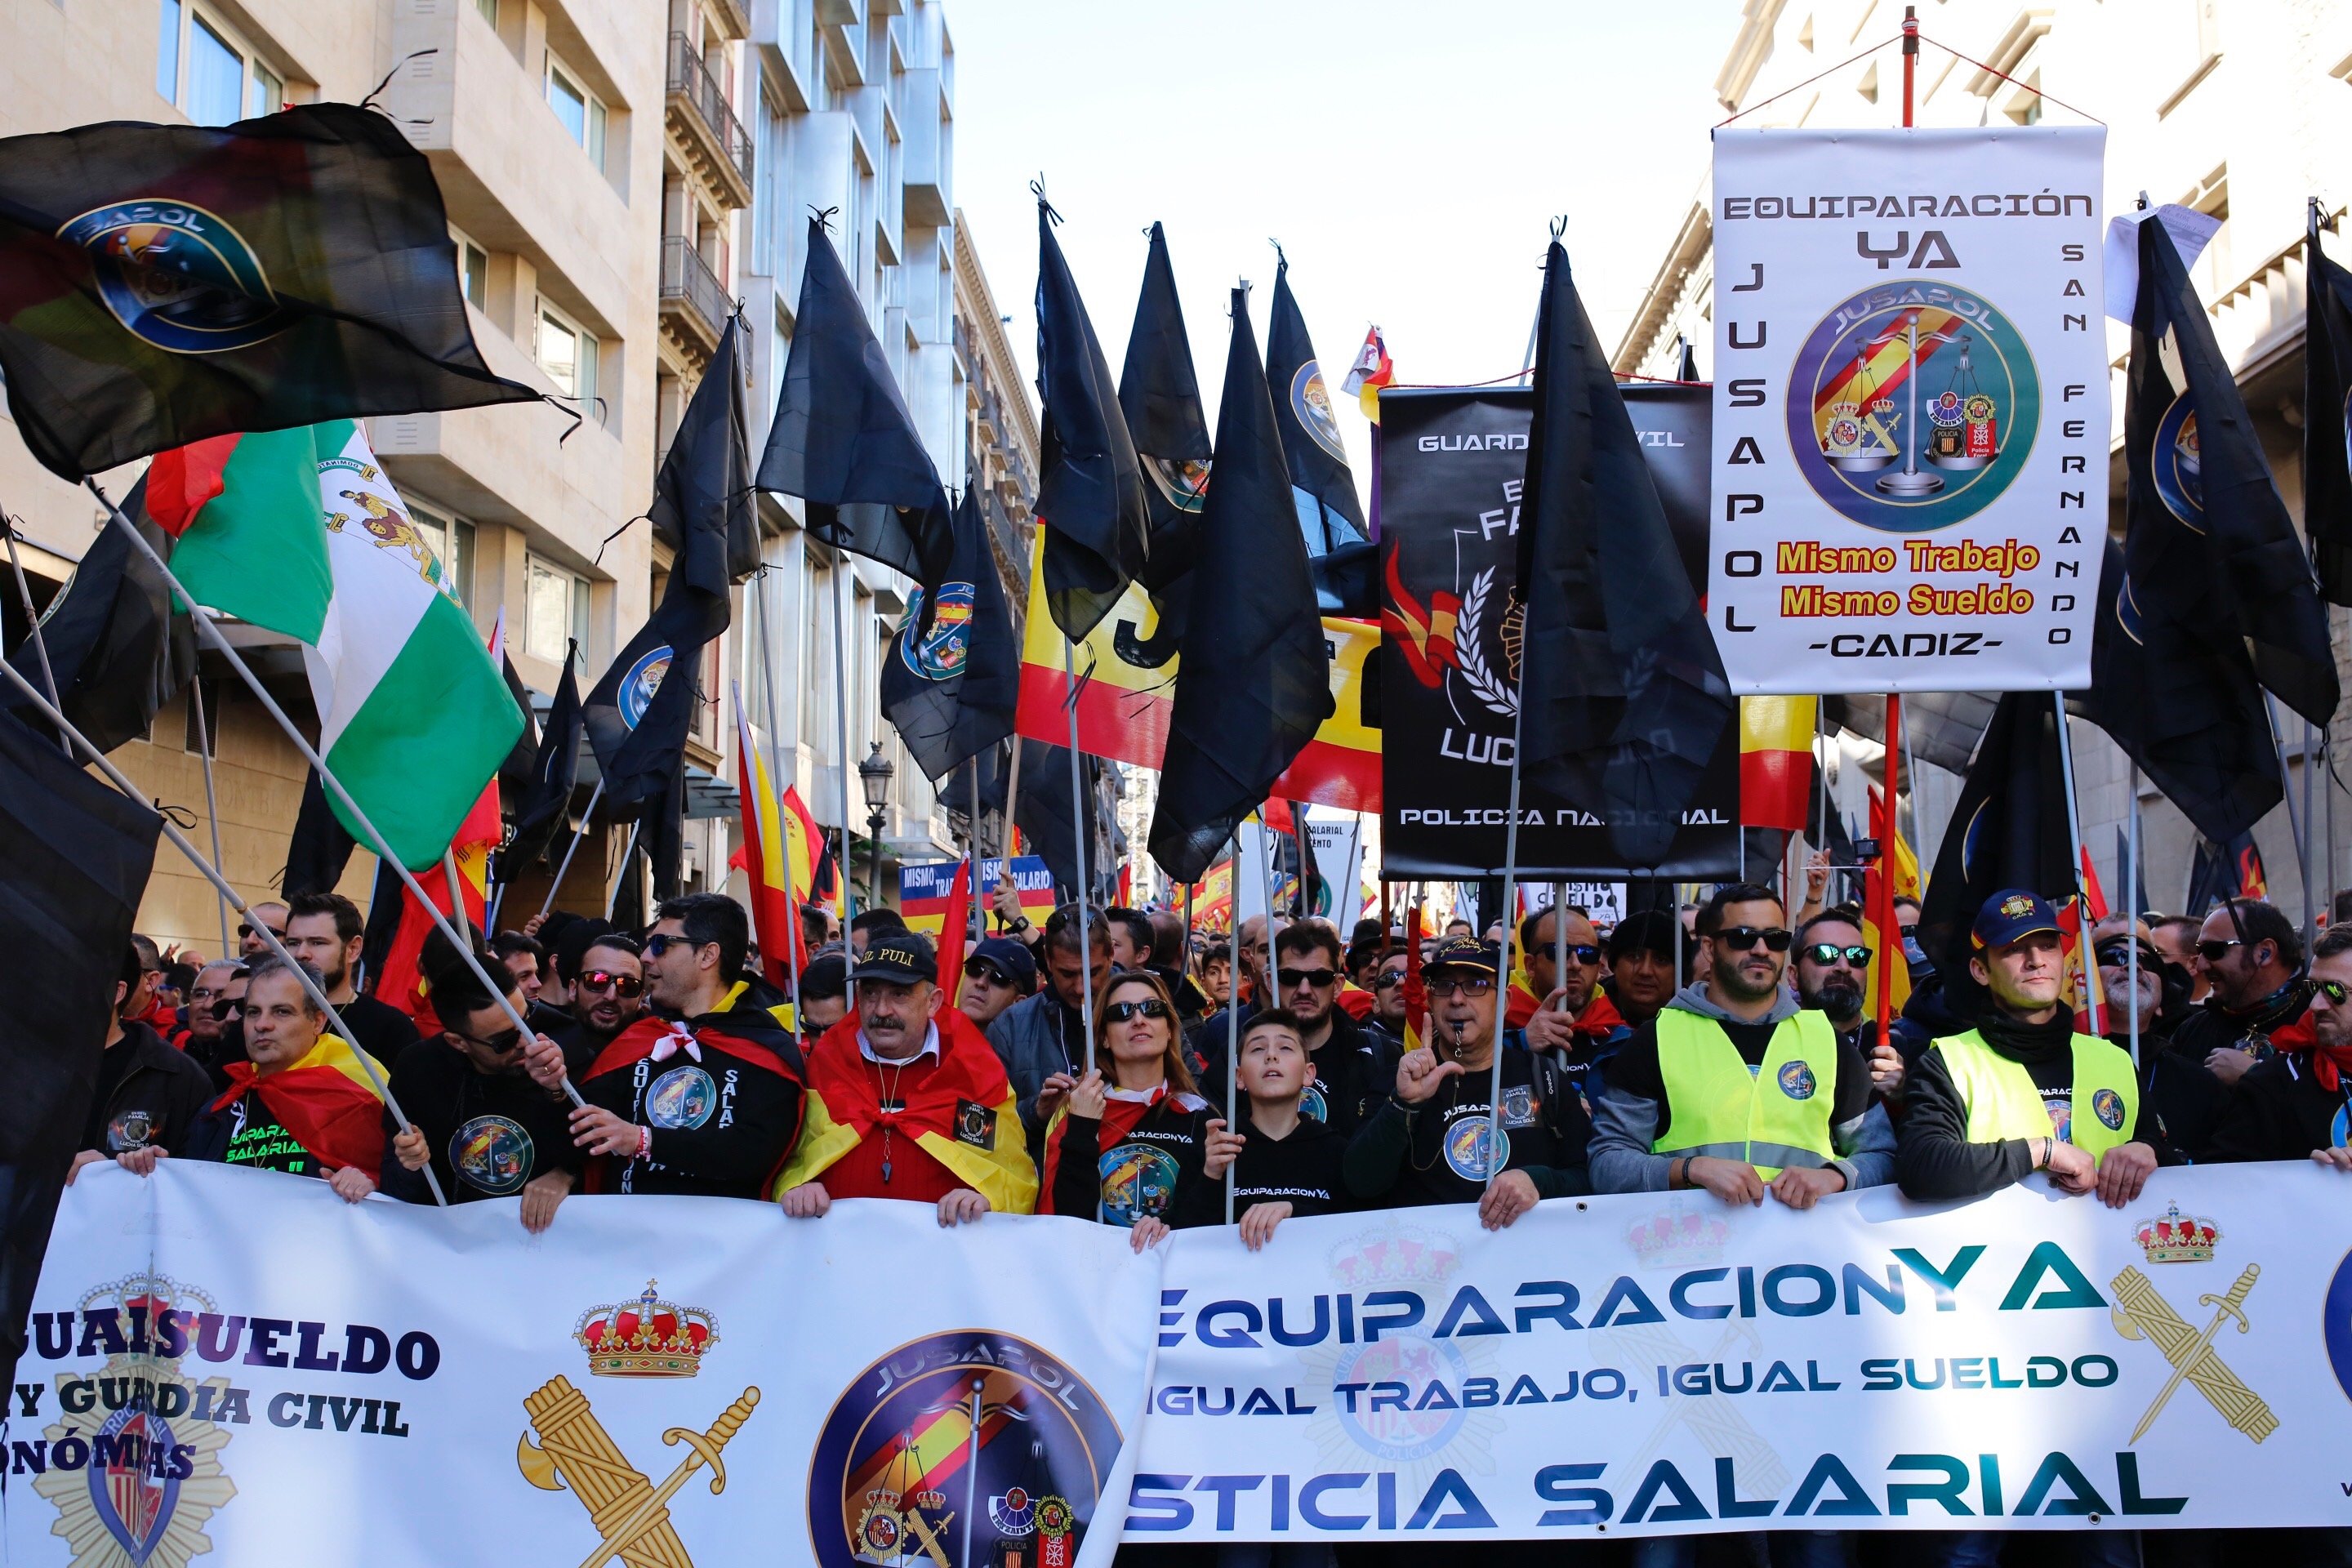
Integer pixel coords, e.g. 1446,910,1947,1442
1343,1040,1593,1209
215,1090,322,1178
380,1036,583,1205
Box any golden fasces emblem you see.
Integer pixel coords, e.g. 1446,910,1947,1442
2110,1263,2276,1444
518,1374,760,1568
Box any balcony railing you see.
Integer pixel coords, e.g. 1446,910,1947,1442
666,32,754,198
659,234,728,350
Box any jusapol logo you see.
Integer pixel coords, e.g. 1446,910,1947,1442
59,200,291,354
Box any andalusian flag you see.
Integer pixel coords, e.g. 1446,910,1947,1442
1740,695,1817,833
149,420,519,867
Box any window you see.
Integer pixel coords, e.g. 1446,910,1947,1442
186,15,243,125
474,0,497,23
158,1,282,127
524,555,587,664
248,58,282,118
156,0,180,100
456,235,488,309
407,501,474,605
535,302,598,412
546,56,605,172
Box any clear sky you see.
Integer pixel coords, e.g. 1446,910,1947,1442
952,0,1747,494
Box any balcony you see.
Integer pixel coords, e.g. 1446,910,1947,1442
665,33,754,211
658,234,728,368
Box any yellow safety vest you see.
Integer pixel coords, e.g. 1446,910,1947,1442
1931,1028,2140,1160
1652,1008,1842,1178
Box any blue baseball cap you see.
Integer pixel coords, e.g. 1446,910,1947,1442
966,936,1036,990
1972,889,2062,951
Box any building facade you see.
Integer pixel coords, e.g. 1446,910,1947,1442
1614,0,2352,924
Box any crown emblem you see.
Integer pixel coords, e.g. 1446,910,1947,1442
1325,1223,1461,1287
1629,1205,1733,1269
573,1280,719,1377
2134,1201,2219,1264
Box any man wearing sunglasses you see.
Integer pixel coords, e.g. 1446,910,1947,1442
2167,898,2314,1130
237,901,287,960
986,903,1113,1157
1517,904,1628,1102
2212,923,2352,1172
384,933,581,1230
523,893,807,1200
1793,906,1912,1103
1896,890,2160,1208
1200,922,1391,1136
549,936,648,1067
954,936,1035,1032
175,960,240,1060
1590,883,1891,1213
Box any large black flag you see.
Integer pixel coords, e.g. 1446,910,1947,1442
283,765,357,898
2303,214,2352,604
2,476,195,752
495,640,540,790
654,314,760,586
1513,240,1731,868
1913,692,2077,1016
1120,221,1212,645
756,219,951,616
2126,217,2337,726
501,648,583,876
0,711,161,1397
1035,200,1149,640
880,487,1018,781
1264,253,1367,554
1005,737,1105,903
1149,287,1334,884
0,104,535,480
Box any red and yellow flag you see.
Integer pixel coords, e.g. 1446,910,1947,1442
779,782,840,917
735,708,802,993
1860,782,1918,1023
1740,695,1816,834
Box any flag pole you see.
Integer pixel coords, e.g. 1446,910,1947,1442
442,850,472,942
1224,830,1241,1225
534,780,607,925
1488,680,1527,1192
1873,697,1903,1049
2262,693,2314,945
2127,760,2144,1069
0,652,451,1205
1553,882,1570,1018
1002,739,1024,859
86,480,585,1111
2049,692,2100,1034
187,679,233,956
1061,638,1095,1067
751,572,804,1016
2,523,67,760
605,819,644,920
831,547,858,989
2305,713,2321,938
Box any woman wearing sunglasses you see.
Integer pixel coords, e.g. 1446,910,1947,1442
1039,972,1239,1250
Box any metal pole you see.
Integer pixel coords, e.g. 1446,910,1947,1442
2305,715,2321,942
87,479,586,1111
2127,760,2144,1069
443,850,471,941
2,523,65,757
1553,881,1570,1016
1488,684,1527,1191
1062,637,1094,1066
2050,693,2100,1033
1901,5,1918,127
535,779,607,924
751,574,804,1015
2263,693,2314,944
1874,696,1904,1047
2329,716,2340,924
605,819,644,920
1224,831,1241,1225
0,652,450,1205
188,678,232,956
831,548,858,988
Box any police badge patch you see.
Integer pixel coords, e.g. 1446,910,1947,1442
1499,1085,1538,1130
954,1098,996,1148
1778,1061,1818,1101
2092,1087,2127,1132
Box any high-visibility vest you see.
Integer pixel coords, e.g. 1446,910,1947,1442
1931,1028,2140,1160
1652,1008,1842,1178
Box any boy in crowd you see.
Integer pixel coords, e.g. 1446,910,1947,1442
1202,1009,1350,1250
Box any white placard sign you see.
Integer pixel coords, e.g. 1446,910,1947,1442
1708,127,2109,693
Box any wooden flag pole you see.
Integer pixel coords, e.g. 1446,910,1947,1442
1002,739,1024,859
0,652,452,1205
86,480,586,1111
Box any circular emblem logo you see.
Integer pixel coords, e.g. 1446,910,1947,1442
107,1109,157,1153
1777,1061,1818,1101
1785,280,2038,532
1298,1083,1329,1124
58,201,291,354
449,1114,532,1195
645,1065,716,1130
617,645,673,730
807,1331,1121,1568
1290,361,1348,463
2150,393,2203,528
2092,1087,2127,1132
1330,1334,1472,1460
1097,1142,1179,1227
2324,1249,2352,1406
1442,1116,1496,1183
1145,456,1209,515
896,583,976,680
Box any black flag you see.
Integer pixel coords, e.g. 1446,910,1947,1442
1148,287,1334,884
2125,217,2336,726
1913,693,2078,1018
0,711,161,1398
645,764,687,904
1513,240,1731,868
0,104,535,481
1035,199,1148,639
1120,221,1212,645
880,487,1018,781
495,640,539,790
654,314,760,586
501,648,583,875
2303,213,2352,604
283,766,357,898
1264,253,1367,553
2,475,195,752
1009,737,1102,902
756,219,951,615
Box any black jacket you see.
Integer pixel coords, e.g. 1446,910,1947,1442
1197,1004,1394,1138
1343,1033,1592,1209
2208,1051,2352,1164
1895,1021,2165,1201
1223,1113,1349,1221
379,1036,584,1204
575,987,806,1199
332,991,422,1070
1046,1089,1219,1229
79,1021,213,1157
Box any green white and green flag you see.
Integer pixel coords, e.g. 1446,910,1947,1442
150,420,521,868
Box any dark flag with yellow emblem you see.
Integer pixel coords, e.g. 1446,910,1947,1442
0,104,534,480
880,486,1018,782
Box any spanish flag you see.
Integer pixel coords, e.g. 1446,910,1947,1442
369,777,497,1032
1861,782,1918,1020
734,706,800,994
207,1034,386,1174
779,780,840,917
1740,695,1816,834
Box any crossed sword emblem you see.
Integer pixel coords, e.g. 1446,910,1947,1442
519,1376,761,1568
2109,1263,2276,1445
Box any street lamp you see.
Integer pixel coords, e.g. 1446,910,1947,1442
858,742,894,911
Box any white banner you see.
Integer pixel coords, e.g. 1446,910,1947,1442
16,1163,2352,1561
1708,127,2109,694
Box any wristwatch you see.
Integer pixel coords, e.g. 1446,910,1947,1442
1007,915,1033,933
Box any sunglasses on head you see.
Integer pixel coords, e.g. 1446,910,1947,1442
577,969,644,998
1802,942,1872,968
1105,997,1172,1023
1277,966,1338,990
1715,926,1793,953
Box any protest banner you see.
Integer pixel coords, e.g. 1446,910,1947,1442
1708,127,2109,693
20,1163,2352,1558
899,854,1056,938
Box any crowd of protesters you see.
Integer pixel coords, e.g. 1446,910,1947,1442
68,866,2352,1566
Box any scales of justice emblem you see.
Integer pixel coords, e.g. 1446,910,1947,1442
1816,312,2003,495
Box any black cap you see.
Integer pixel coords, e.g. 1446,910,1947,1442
1426,933,1500,976
799,953,848,1000
858,930,938,985
967,936,1037,988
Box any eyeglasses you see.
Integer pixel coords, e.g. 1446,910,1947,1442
1105,998,1172,1022
1556,944,1601,966
1428,975,1495,999
577,970,644,998
2315,978,2350,1005
1372,970,1406,991
1715,926,1793,953
1802,942,1873,968
644,933,705,958
2196,939,2248,964
1277,967,1339,990
453,1024,524,1054
964,961,1013,987
236,923,283,941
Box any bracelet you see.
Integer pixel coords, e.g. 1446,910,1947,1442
1671,1156,1690,1189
